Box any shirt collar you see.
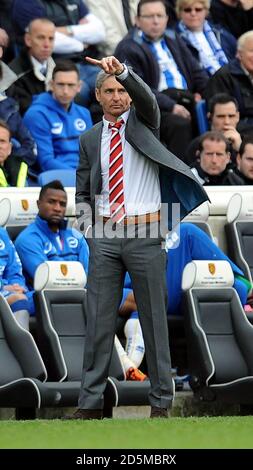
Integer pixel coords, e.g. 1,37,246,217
30,56,48,78
141,31,164,45
103,109,130,131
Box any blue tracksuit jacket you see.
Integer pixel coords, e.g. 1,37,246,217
23,92,93,171
15,216,89,286
0,226,34,313
14,216,130,312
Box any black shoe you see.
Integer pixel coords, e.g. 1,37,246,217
62,408,103,420
150,406,169,418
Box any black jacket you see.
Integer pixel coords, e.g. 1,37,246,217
7,48,47,115
191,161,244,186
204,59,253,128
0,96,36,165
210,0,253,39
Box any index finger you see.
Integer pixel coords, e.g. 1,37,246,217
85,56,101,66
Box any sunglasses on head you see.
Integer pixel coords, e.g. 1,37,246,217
182,7,205,12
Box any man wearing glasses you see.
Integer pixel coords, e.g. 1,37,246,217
115,0,208,160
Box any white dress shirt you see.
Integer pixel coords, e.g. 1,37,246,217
98,109,161,216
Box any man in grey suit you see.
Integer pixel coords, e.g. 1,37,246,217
70,55,207,420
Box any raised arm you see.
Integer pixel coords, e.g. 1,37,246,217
86,56,160,130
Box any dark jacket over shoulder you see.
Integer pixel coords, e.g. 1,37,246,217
210,0,253,39
115,28,209,112
76,68,208,231
204,59,253,122
8,48,47,115
0,96,36,166
191,161,244,186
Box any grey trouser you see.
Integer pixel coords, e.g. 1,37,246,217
78,222,173,410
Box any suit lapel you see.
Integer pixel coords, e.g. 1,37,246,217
89,122,103,196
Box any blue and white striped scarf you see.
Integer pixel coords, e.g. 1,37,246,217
141,32,187,89
178,20,228,75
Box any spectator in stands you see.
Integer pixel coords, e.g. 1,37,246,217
8,18,56,116
115,0,209,159
23,61,93,172
186,93,242,165
0,120,28,187
176,0,236,76
210,0,253,40
191,130,244,185
0,46,36,167
0,226,34,331
15,180,146,381
11,0,106,106
86,0,138,56
204,31,253,135
235,136,253,184
206,94,242,155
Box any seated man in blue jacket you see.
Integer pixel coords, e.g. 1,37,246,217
23,61,93,173
15,180,146,381
15,180,89,285
0,226,34,330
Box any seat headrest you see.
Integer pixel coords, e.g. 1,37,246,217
34,261,87,291
183,201,210,222
4,196,38,226
0,190,76,226
0,198,11,226
182,260,234,291
227,193,253,223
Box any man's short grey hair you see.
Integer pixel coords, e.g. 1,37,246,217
96,70,114,90
237,31,253,51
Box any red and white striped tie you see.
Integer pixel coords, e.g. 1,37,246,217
109,120,125,223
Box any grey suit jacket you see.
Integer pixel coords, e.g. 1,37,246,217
76,68,208,232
